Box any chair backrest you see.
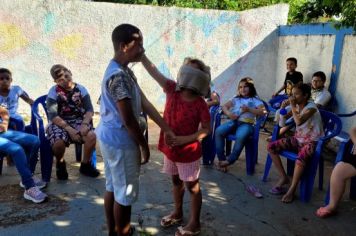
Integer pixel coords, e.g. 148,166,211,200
31,95,48,136
319,109,342,140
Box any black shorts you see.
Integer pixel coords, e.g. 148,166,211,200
342,140,356,169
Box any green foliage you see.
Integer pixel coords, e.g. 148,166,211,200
289,0,356,30
92,0,356,30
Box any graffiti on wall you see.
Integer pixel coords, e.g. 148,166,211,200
0,0,288,112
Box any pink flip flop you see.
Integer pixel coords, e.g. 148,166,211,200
269,186,287,195
246,185,263,198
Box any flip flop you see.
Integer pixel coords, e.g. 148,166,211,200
315,207,336,218
269,186,287,195
160,215,182,228
175,226,201,236
246,185,263,198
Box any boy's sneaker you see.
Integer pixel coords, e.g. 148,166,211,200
20,177,47,189
24,186,48,203
79,162,100,178
56,161,68,180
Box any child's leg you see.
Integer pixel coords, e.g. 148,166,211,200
114,202,131,235
267,137,298,187
183,179,201,232
327,162,356,211
214,120,237,161
282,141,316,203
104,191,115,235
171,174,184,219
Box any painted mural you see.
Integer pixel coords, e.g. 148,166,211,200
0,0,288,113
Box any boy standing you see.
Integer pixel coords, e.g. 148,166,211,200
96,24,174,236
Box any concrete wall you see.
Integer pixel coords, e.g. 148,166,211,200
336,35,356,131
0,0,288,114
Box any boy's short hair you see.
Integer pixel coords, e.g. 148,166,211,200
286,57,297,65
112,24,141,51
312,71,326,82
0,68,12,75
50,64,71,80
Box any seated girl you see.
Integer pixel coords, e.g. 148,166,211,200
215,77,266,172
267,83,324,203
316,126,356,218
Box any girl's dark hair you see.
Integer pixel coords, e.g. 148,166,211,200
0,68,11,75
112,24,141,50
294,83,312,100
237,77,257,98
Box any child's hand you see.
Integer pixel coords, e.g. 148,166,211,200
228,112,238,120
281,100,290,108
288,96,296,106
173,136,190,146
164,130,176,147
241,105,249,113
140,144,150,165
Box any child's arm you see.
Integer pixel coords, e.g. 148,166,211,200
173,121,211,146
222,100,238,120
141,54,168,89
241,104,266,116
0,106,9,133
140,89,175,145
273,84,286,97
20,91,34,105
350,126,356,146
289,98,316,126
206,92,220,108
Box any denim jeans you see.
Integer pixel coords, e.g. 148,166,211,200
215,120,254,165
0,130,40,189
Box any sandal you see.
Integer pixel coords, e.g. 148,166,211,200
269,186,287,195
175,226,201,236
246,185,263,198
315,207,336,218
160,215,182,228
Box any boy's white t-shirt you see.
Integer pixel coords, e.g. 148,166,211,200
230,96,263,124
0,85,25,119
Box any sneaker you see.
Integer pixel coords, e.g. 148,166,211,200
24,186,48,203
79,162,100,178
20,177,47,189
56,161,68,180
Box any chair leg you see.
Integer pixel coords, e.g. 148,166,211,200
245,139,255,175
40,140,54,182
91,149,97,168
226,140,232,156
287,159,294,177
0,157,3,175
350,177,356,200
75,143,82,162
262,154,272,182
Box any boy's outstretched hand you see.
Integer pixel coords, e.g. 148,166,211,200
164,130,176,147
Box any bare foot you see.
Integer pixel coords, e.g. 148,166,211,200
219,160,229,167
281,191,294,203
275,177,290,188
214,161,227,173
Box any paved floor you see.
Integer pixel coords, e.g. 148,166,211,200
1,122,356,236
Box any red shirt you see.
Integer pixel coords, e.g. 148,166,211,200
158,80,210,163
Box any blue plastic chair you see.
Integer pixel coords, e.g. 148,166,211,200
214,101,269,175
202,105,221,165
262,109,342,202
31,95,96,182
